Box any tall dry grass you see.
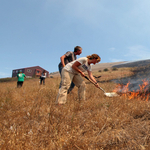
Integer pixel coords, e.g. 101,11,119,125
0,68,150,150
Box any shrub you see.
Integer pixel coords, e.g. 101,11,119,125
103,68,109,72
112,67,118,71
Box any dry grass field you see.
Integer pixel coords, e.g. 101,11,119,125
1,67,150,150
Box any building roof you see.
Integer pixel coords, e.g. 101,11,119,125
13,66,49,72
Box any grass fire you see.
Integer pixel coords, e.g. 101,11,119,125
114,79,150,101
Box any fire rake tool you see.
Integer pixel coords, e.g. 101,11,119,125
84,76,118,97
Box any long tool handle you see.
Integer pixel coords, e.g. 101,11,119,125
84,76,106,93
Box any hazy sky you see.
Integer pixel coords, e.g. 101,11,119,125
1,0,150,78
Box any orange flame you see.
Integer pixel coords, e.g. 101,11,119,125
114,79,150,101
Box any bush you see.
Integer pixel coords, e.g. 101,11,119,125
112,67,118,71
103,68,109,72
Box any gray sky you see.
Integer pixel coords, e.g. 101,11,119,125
1,0,150,78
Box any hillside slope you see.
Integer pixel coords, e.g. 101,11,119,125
113,59,150,68
92,61,126,71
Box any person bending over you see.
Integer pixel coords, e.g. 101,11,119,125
56,54,101,104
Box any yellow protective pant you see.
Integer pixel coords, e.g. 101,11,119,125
56,68,86,104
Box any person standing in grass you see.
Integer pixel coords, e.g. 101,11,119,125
40,70,47,85
56,54,101,104
58,46,82,93
17,70,26,88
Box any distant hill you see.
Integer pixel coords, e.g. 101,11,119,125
91,61,126,71
113,59,150,68
50,61,127,77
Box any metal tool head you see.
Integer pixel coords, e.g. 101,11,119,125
104,92,119,97
84,76,119,98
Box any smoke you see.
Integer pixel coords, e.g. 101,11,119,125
112,64,150,92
